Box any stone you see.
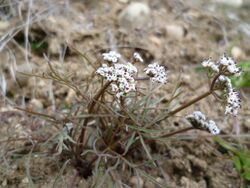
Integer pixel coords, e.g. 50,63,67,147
0,21,9,31
119,2,150,29
65,89,77,105
16,63,34,87
118,0,129,3
29,98,44,111
166,24,185,39
213,0,243,7
231,46,245,60
180,176,200,188
130,176,144,187
1,179,7,186
21,177,29,184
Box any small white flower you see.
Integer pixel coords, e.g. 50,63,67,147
96,63,137,98
133,52,144,63
192,111,206,121
218,75,233,92
225,90,241,116
207,120,220,135
144,63,168,84
217,75,241,116
186,111,220,135
202,59,219,72
202,55,241,76
102,51,121,63
219,55,241,76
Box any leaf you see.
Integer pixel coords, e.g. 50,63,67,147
214,137,237,153
139,134,156,167
123,131,136,155
231,60,250,88
195,66,206,72
53,159,70,187
242,171,250,181
232,156,242,172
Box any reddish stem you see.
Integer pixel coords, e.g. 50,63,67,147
77,82,111,152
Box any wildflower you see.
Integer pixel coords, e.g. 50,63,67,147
217,75,241,116
201,59,219,73
218,75,233,92
202,55,242,116
144,63,168,84
225,90,241,116
186,111,220,135
202,55,241,76
102,51,121,63
96,63,137,98
133,52,144,63
207,120,220,135
219,55,241,76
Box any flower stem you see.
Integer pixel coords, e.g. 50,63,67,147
168,90,212,116
151,73,220,125
77,81,111,152
159,127,194,138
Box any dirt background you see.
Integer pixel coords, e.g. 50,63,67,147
0,0,250,187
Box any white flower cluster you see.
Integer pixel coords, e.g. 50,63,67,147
102,51,121,63
144,63,168,84
225,90,241,116
202,54,241,76
186,111,220,135
219,55,241,76
133,52,144,63
202,59,219,73
202,55,242,116
218,75,233,91
96,63,137,98
218,75,241,116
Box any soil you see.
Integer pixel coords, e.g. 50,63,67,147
0,0,250,187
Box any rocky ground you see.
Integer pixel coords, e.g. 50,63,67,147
0,0,250,187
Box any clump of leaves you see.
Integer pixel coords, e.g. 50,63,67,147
215,137,250,185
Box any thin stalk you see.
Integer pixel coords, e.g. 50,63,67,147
77,82,111,152
168,90,212,116
151,73,221,125
158,127,194,138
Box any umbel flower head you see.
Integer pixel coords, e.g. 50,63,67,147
217,75,241,116
202,55,242,116
202,54,241,76
102,51,121,63
144,63,168,84
96,63,137,98
225,90,241,116
186,111,220,135
219,55,241,76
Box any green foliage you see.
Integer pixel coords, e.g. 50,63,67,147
31,41,48,53
230,60,250,88
215,137,250,181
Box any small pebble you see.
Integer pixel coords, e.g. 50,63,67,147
231,46,245,60
130,176,144,187
119,2,150,29
166,24,185,39
29,98,44,111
